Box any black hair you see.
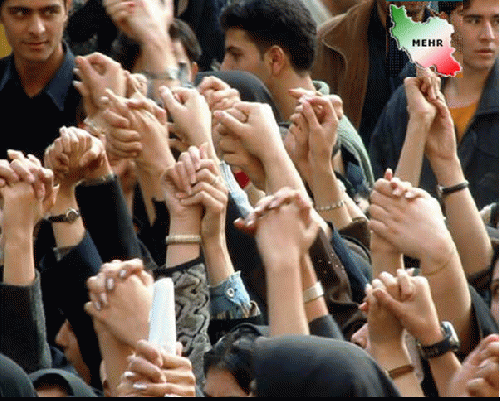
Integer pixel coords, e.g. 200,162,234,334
220,0,317,73
203,324,266,394
439,1,470,15
170,18,202,64
111,19,201,72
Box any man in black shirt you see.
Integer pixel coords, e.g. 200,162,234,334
0,0,80,160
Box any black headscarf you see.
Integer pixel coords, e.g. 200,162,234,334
0,354,37,397
252,335,401,397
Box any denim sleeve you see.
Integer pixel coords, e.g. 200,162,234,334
210,271,257,319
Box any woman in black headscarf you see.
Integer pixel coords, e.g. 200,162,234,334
252,335,401,397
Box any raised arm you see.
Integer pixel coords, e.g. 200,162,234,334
424,90,493,278
0,154,55,372
369,182,473,354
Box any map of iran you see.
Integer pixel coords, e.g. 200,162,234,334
390,4,462,76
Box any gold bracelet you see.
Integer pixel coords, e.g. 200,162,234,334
165,235,201,245
315,200,345,213
388,364,414,380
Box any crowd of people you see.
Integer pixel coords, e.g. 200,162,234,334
0,0,498,397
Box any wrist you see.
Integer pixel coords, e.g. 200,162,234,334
430,157,464,186
169,214,201,235
369,343,411,371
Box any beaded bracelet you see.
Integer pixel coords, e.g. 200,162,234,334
315,200,345,213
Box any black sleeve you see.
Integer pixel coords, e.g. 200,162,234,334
75,176,144,263
308,315,344,340
39,233,104,390
0,270,52,373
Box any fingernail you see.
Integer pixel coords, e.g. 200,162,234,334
94,301,102,311
123,371,135,379
100,292,108,306
132,383,148,391
106,278,114,291
119,269,127,279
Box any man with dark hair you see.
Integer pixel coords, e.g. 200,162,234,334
312,1,435,147
369,0,498,209
219,0,374,191
0,0,80,160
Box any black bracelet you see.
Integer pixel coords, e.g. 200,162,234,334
436,181,469,200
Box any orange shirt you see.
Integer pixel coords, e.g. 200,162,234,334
449,101,479,143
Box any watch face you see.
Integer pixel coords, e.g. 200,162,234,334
66,209,80,223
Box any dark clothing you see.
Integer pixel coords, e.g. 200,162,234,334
0,47,80,160
66,0,118,56
178,0,227,71
29,368,98,397
0,270,52,374
420,285,498,397
358,3,413,147
40,233,104,391
369,59,499,210
0,354,37,397
253,335,401,397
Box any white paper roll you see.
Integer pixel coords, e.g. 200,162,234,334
148,278,176,355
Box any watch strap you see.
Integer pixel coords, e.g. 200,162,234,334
418,321,460,359
47,208,80,223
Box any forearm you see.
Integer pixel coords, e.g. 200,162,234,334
370,233,404,278
263,151,308,196
3,228,35,286
311,166,351,229
421,251,472,353
395,114,431,186
203,235,234,287
301,255,329,323
431,157,493,277
264,253,309,337
428,352,462,397
369,345,424,397
97,328,134,397
51,184,85,248
137,168,169,226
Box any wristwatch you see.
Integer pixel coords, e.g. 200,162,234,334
418,321,460,359
47,208,81,223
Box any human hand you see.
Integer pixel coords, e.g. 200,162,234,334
175,149,229,244
117,340,196,397
424,92,458,165
370,269,443,346
448,334,499,397
247,188,320,264
74,53,128,117
213,102,285,166
44,126,109,187
360,274,405,356
103,89,175,175
369,179,454,264
198,76,241,116
85,259,154,348
104,0,173,44
216,106,266,190
404,69,440,119
288,88,344,120
160,86,214,155
1,154,56,226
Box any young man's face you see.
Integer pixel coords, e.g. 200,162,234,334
0,0,69,66
450,0,499,73
220,28,272,85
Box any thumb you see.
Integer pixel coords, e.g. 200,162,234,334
372,288,407,321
